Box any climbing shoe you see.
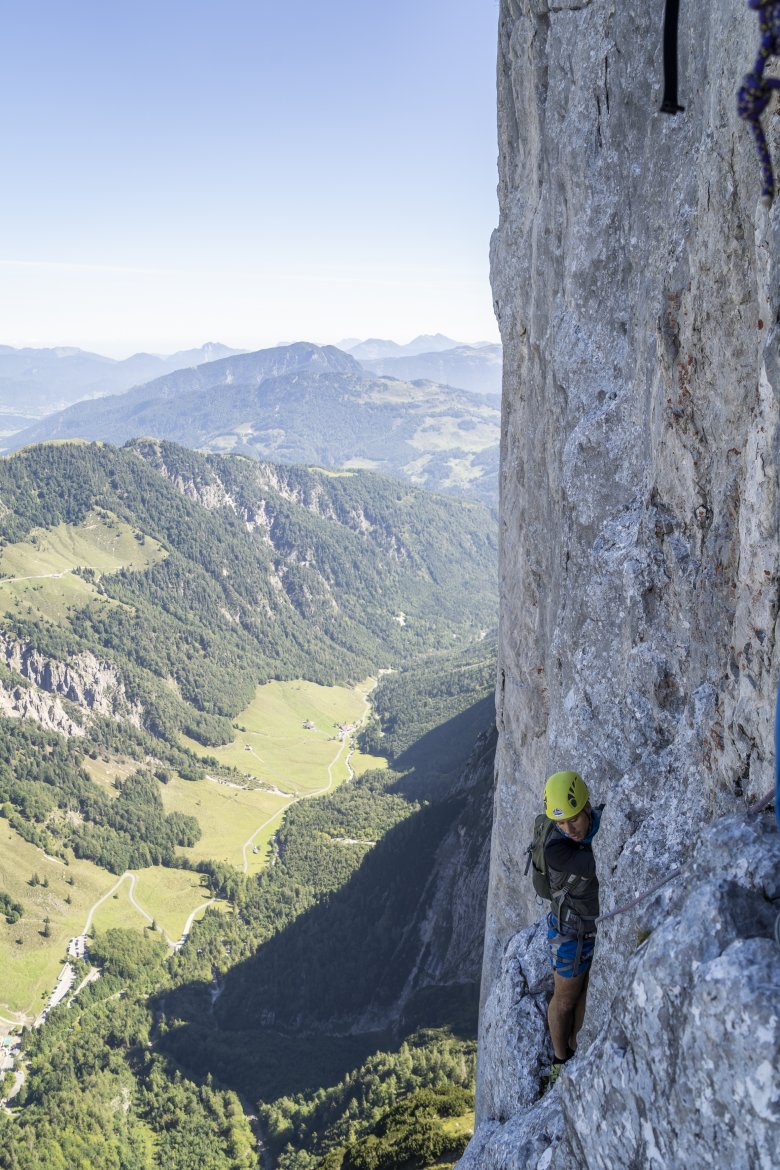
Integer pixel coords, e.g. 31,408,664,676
544,1049,575,1093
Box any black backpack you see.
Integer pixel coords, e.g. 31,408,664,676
524,812,555,901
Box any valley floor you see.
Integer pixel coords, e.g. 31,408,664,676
0,677,385,1021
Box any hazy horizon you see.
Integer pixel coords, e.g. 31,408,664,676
0,331,500,363
1,1,500,357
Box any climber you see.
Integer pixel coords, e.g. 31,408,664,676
542,770,601,1084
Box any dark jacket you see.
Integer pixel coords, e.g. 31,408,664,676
544,809,601,930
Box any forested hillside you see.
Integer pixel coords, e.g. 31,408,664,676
0,440,496,1169
359,637,497,788
0,441,493,886
0,439,495,730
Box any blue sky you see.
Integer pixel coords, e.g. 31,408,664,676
1,1,500,356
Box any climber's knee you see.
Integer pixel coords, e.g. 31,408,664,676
551,970,587,1009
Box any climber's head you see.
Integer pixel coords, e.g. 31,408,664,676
544,771,591,839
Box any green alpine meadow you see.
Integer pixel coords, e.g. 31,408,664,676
0,437,497,1170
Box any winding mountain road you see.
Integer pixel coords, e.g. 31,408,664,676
175,899,216,950
81,871,209,949
0,572,67,584
240,684,374,871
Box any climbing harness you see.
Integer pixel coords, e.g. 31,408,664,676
660,0,685,114
532,804,602,975
737,1,780,205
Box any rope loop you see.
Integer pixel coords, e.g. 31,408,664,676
738,1,780,204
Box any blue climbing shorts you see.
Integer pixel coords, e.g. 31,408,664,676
547,913,596,978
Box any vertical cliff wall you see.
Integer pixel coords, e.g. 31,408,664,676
465,1,780,1166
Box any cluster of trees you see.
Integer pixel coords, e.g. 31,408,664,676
334,1085,473,1170
205,788,474,1037
166,767,419,998
257,1031,475,1169
359,637,497,788
0,929,257,1170
0,890,23,923
0,720,200,872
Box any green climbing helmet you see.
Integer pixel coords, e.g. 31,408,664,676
544,770,589,820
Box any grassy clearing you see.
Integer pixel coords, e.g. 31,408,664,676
0,569,102,625
349,748,388,777
81,753,139,798
183,678,379,796
0,510,165,579
129,868,212,942
0,510,166,625
89,879,150,936
87,871,215,947
1,678,386,1008
341,457,382,471
0,822,115,1017
422,1113,475,1170
160,777,291,873
439,1112,475,1139
179,677,386,872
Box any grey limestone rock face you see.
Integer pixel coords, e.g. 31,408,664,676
556,816,780,1170
468,0,780,1165
0,634,143,728
469,818,780,1170
476,920,553,1124
0,682,85,738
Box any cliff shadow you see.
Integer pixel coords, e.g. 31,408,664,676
151,749,493,1104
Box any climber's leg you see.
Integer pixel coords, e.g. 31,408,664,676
548,970,588,1061
569,968,590,1052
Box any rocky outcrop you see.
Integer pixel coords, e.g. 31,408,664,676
391,726,497,1023
0,681,85,737
130,440,435,564
467,0,780,1166
0,636,142,728
557,816,779,1170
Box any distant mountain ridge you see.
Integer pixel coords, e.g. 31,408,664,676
359,342,502,396
0,341,244,416
7,342,500,505
346,333,462,360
